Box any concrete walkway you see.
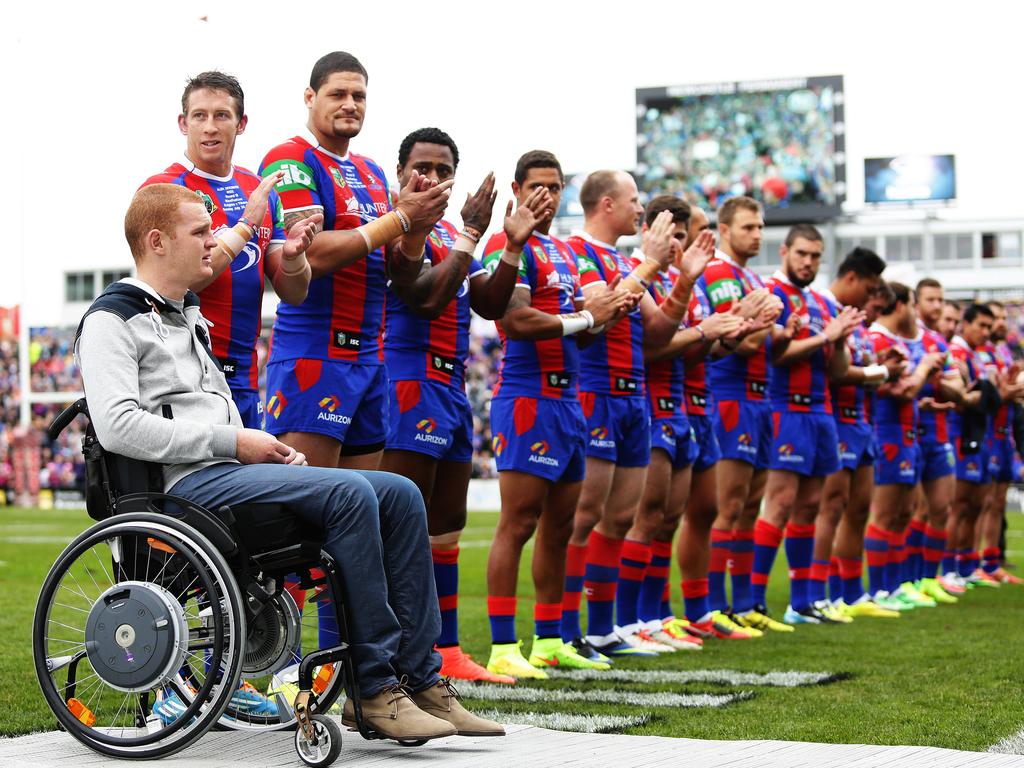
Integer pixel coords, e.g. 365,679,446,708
3,721,1024,767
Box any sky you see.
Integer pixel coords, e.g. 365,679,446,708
1,0,1020,321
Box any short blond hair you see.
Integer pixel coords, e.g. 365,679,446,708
717,195,762,227
125,184,204,262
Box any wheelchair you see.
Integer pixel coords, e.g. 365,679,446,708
32,399,415,766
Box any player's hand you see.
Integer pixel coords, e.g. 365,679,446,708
917,351,946,376
236,428,292,465
699,311,745,341
585,275,639,327
396,170,454,234
680,230,716,282
460,172,498,235
244,171,285,228
281,212,323,262
641,210,675,268
734,288,771,320
780,312,802,341
504,187,553,249
824,306,865,342
919,396,956,412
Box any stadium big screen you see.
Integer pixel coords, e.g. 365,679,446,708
636,75,845,223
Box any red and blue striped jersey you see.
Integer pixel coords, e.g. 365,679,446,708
697,251,769,401
766,273,839,414
260,131,392,364
384,220,485,389
869,323,917,445
141,160,286,391
646,267,684,417
683,283,714,417
949,336,986,438
914,328,957,443
982,341,1014,439
833,320,875,426
483,231,583,400
570,233,645,397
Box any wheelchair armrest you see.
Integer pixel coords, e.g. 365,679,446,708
116,492,239,558
48,398,89,441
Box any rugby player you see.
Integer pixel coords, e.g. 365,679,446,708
260,51,453,470
808,249,896,620
975,301,1023,584
866,284,945,610
938,300,962,342
904,279,964,604
382,127,553,682
483,151,639,679
636,203,774,643
757,226,865,625
563,170,716,657
141,70,321,720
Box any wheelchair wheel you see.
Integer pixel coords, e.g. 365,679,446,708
294,714,342,767
214,568,346,732
33,513,245,760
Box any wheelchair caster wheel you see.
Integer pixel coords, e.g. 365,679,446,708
295,714,342,767
397,738,428,747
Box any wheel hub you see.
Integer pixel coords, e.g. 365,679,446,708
84,581,188,693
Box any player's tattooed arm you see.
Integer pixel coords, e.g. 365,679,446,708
389,250,472,320
281,205,385,280
283,208,324,237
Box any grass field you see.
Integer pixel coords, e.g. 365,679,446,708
2,505,1022,752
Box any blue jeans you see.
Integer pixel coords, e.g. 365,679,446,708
170,463,441,697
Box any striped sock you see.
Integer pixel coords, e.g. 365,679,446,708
828,557,842,602
682,578,710,623
809,559,830,604
560,543,588,641
983,546,1002,574
885,529,906,593
616,539,651,632
584,530,623,638
838,556,865,604
752,519,784,608
638,540,672,623
660,581,673,620
432,548,460,647
708,528,732,612
784,523,816,612
535,602,562,639
864,524,889,596
731,529,755,612
907,520,925,583
941,545,957,576
923,524,946,579
488,595,518,645
957,548,973,578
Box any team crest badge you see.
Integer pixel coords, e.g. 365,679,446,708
534,246,548,264
195,190,217,215
329,167,346,188
790,293,803,310
601,254,617,272
428,230,444,250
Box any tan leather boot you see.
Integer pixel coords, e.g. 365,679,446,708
342,683,457,741
411,678,505,737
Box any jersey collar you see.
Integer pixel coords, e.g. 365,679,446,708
301,127,348,162
181,154,234,182
571,229,618,251
869,321,900,341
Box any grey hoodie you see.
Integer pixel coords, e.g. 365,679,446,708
74,278,241,491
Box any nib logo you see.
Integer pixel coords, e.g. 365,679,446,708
530,441,550,455
416,418,437,434
590,426,608,440
267,391,287,419
492,433,506,456
319,395,340,412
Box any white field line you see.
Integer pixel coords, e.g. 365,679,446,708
455,680,747,708
989,727,1024,755
475,709,651,734
0,536,71,544
545,668,838,687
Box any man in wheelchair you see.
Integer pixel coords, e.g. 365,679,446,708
73,183,503,743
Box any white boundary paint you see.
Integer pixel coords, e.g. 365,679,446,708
455,681,747,708
989,728,1024,755
544,669,838,687
474,709,651,734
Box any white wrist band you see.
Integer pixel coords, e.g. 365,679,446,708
280,255,309,276
453,235,479,255
217,228,250,259
559,310,595,336
501,247,523,267
863,364,888,383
